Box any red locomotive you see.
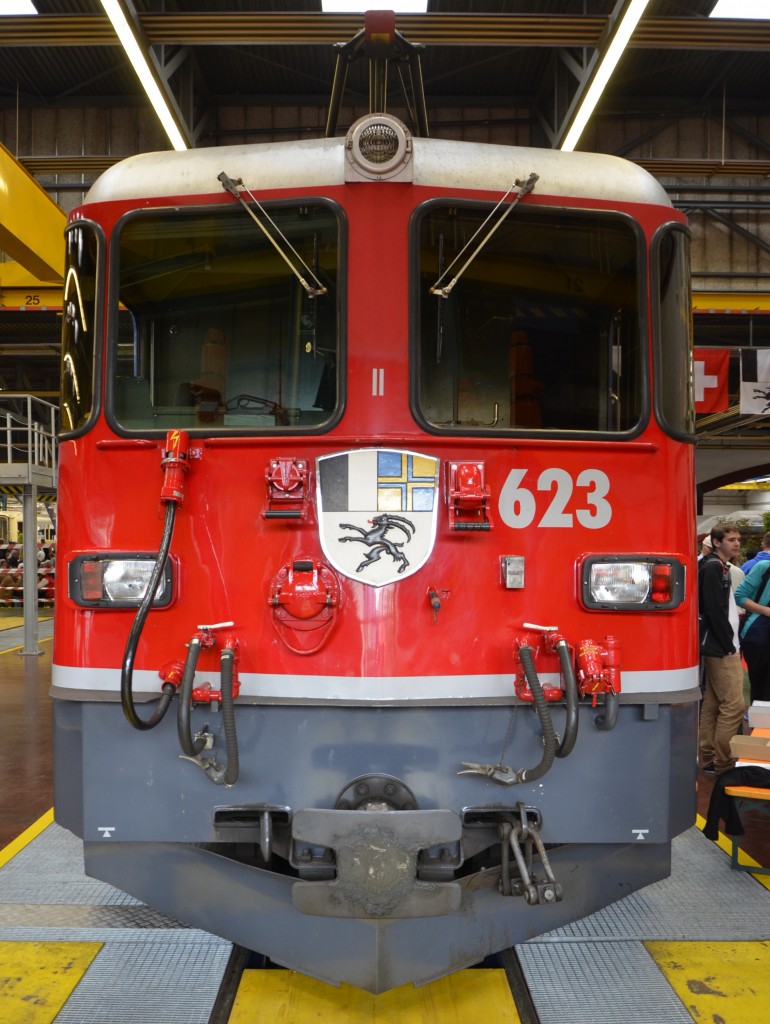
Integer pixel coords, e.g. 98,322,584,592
53,103,697,992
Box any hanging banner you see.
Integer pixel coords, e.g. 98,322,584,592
740,349,770,415
693,348,729,413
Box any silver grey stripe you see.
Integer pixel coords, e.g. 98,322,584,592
52,663,699,701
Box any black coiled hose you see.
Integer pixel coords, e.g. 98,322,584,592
554,638,579,758
177,642,239,785
595,691,619,731
221,648,240,786
516,644,558,783
121,502,177,730
177,637,205,756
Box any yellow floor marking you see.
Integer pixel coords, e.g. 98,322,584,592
0,941,102,1024
0,614,52,630
0,635,53,655
647,941,770,1024
0,810,54,870
229,968,522,1023
695,812,770,891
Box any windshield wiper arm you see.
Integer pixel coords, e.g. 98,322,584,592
429,172,538,299
218,172,327,298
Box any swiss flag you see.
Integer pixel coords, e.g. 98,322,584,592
693,348,730,413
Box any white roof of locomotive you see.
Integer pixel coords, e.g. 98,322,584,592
84,132,671,209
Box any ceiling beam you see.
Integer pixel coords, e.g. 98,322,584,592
700,207,770,259
1,14,769,51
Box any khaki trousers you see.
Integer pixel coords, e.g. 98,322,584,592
699,652,745,772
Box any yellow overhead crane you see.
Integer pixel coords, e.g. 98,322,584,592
0,141,65,309
693,292,770,314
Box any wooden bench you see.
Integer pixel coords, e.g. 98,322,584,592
724,726,770,874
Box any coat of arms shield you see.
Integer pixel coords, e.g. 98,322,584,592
317,449,440,587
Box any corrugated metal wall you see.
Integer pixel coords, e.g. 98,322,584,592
2,102,769,286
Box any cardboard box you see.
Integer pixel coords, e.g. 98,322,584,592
748,701,770,729
730,734,770,761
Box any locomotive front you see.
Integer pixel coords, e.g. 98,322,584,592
52,115,698,993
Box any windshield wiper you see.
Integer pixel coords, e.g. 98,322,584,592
218,172,327,298
429,172,538,299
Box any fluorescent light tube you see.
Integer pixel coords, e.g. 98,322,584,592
561,0,651,152
100,0,188,151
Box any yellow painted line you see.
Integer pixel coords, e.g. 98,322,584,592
647,941,770,1024
0,810,54,870
1,614,54,624
696,812,770,891
0,616,53,631
0,941,102,1024
229,968,522,1023
0,635,53,656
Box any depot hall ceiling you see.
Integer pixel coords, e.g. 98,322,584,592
2,1,770,170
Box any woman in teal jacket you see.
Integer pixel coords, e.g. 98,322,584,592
734,560,770,702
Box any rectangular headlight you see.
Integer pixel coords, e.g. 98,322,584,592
69,554,174,608
581,556,685,611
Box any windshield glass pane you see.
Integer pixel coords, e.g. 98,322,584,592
61,222,99,434
415,204,643,433
111,202,341,432
654,226,693,437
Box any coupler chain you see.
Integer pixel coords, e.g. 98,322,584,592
498,802,563,905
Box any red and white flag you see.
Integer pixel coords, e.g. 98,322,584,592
693,348,729,413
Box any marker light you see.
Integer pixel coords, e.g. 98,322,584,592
345,114,412,180
359,122,400,163
69,554,174,608
581,556,685,611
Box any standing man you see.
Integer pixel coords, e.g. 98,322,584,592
741,531,770,577
698,523,746,775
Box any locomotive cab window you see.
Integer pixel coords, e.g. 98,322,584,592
653,225,693,439
413,203,644,434
61,221,101,435
108,201,342,433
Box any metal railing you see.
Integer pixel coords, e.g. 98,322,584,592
0,394,58,485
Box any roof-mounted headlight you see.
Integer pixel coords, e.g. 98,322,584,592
345,114,413,182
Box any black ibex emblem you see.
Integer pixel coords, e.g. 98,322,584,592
753,386,770,413
338,514,415,574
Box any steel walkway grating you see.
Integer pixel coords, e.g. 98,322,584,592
2,821,768,1020
517,826,770,1022
535,825,770,942
517,940,695,1024
1,821,232,1022
53,940,233,1024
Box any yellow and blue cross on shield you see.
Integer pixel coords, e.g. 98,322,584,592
317,449,440,586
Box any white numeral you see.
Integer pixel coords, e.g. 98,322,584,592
576,468,612,528
538,468,573,527
498,468,612,529
498,468,537,528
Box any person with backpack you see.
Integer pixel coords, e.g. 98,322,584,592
735,558,770,703
739,531,770,577
698,523,746,775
